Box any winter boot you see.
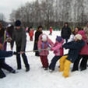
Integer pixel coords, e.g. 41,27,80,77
26,65,30,72
0,69,6,78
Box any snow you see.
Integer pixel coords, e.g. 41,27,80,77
0,31,88,88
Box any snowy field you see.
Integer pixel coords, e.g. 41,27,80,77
0,30,88,88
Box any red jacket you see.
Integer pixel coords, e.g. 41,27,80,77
29,29,34,37
78,30,88,55
49,28,53,33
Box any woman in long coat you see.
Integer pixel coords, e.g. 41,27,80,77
33,26,43,56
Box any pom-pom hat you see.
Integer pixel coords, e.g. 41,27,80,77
42,34,47,42
74,34,82,40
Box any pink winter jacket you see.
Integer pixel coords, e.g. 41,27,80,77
38,34,54,56
78,30,88,55
51,41,64,56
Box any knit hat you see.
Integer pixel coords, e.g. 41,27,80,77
42,34,47,42
15,20,21,26
74,34,82,40
56,36,63,42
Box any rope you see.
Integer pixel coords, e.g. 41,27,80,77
18,48,50,54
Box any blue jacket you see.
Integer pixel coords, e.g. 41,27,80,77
0,50,13,58
63,40,85,63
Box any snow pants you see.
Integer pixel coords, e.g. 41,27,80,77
59,55,71,77
40,56,48,68
49,56,61,70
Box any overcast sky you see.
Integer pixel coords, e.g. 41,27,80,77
0,0,35,22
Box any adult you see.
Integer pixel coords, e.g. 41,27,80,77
0,23,15,78
72,27,88,71
0,43,16,78
33,26,43,56
61,22,71,43
84,22,88,43
6,24,14,49
49,26,53,35
11,20,30,72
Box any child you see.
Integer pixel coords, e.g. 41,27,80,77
49,27,53,35
38,34,54,70
28,27,34,41
49,36,64,72
0,43,16,78
59,34,85,78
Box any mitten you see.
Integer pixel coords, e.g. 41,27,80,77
13,52,18,55
38,49,41,52
47,47,51,50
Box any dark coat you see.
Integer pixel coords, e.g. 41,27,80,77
33,30,42,51
0,28,5,44
0,28,7,50
0,50,13,64
61,26,71,39
7,26,14,38
0,50,13,58
63,40,85,63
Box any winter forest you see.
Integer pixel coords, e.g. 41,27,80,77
9,0,88,29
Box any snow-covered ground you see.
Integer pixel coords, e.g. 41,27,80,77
0,31,88,88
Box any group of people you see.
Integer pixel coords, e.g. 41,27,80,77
0,20,88,79
33,22,88,78
0,20,30,79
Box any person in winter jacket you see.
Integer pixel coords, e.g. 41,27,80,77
11,20,30,72
72,27,88,71
0,43,16,79
49,26,53,35
28,27,34,41
38,34,54,70
59,34,85,77
49,36,64,72
6,24,14,49
33,26,43,56
84,22,88,42
0,22,16,79
61,22,71,43
0,22,7,50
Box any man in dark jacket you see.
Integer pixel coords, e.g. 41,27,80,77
11,20,30,72
61,22,71,43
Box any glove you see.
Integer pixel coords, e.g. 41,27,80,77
13,52,18,55
5,37,12,42
47,47,51,50
38,49,41,52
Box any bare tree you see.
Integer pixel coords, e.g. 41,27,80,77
0,13,5,21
